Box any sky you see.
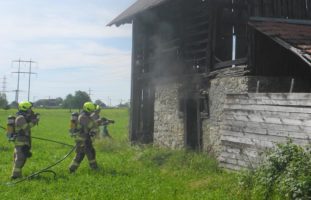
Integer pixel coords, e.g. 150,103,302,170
0,0,135,106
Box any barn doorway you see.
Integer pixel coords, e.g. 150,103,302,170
185,98,202,150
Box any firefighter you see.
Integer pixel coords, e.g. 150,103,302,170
91,104,101,126
91,105,113,138
69,102,99,173
11,101,39,179
91,105,105,138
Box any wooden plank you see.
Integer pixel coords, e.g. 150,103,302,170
287,0,293,18
222,146,262,158
219,156,253,168
223,113,311,127
224,104,311,114
220,134,275,148
263,0,273,16
225,98,311,107
220,150,259,161
226,93,311,100
281,0,287,17
293,0,301,18
185,38,209,48
249,16,311,26
185,20,209,31
207,0,216,71
130,19,138,140
186,48,208,55
274,0,281,17
219,153,260,168
214,57,248,69
224,109,311,120
221,119,311,132
220,130,311,146
221,124,311,140
226,94,311,102
186,30,210,38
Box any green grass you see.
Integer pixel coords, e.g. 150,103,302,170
0,108,242,200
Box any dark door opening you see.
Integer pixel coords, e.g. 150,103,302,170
185,98,202,150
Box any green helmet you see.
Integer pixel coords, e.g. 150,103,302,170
18,101,32,111
83,102,96,113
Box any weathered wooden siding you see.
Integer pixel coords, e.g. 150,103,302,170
219,93,311,170
250,0,311,19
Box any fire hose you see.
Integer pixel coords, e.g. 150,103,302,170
0,126,76,185
7,143,76,185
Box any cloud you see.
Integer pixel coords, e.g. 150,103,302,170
0,0,134,105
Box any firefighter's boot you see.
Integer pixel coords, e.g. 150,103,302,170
89,159,98,170
11,167,22,179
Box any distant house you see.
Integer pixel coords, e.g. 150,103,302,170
109,0,311,169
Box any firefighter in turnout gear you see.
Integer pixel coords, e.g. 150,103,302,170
11,101,39,179
91,105,114,138
69,102,99,173
91,104,102,135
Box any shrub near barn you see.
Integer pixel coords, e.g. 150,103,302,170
240,141,311,199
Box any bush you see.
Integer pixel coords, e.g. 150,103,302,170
239,141,311,200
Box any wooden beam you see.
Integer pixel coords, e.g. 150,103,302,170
272,37,311,67
250,17,311,26
214,57,248,69
129,18,140,142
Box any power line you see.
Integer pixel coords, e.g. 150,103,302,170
88,88,92,98
107,96,112,107
1,76,7,94
12,59,37,102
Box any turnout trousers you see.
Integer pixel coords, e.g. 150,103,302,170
11,135,31,178
69,137,98,172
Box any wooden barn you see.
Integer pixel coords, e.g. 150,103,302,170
109,0,311,169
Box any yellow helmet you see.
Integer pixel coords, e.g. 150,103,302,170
18,101,32,111
83,102,96,113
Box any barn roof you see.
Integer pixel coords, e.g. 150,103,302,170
249,17,311,66
108,0,170,26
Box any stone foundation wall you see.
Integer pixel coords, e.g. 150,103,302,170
202,77,249,156
153,82,184,149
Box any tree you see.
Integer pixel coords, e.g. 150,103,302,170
94,99,107,108
10,101,18,109
63,91,91,109
34,97,63,108
63,94,74,109
117,101,130,108
74,91,91,109
0,93,8,109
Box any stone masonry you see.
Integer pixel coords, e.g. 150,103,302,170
153,81,185,149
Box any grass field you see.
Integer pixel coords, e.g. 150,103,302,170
0,108,243,200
